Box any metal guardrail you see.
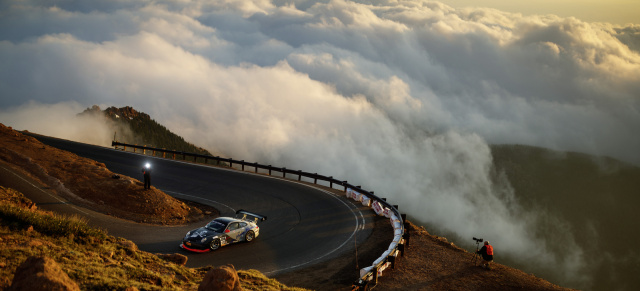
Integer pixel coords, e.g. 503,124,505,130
111,141,407,289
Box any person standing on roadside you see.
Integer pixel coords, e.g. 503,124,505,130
142,163,151,190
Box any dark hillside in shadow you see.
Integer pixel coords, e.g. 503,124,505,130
491,144,640,291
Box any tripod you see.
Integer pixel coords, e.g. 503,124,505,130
469,240,481,265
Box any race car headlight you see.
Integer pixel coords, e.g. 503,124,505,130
201,238,207,243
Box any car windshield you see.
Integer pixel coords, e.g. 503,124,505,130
205,220,227,233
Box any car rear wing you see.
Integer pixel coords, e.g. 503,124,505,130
236,209,267,223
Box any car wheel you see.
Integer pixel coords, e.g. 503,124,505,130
245,231,255,242
210,238,221,250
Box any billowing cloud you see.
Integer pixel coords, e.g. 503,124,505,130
1,0,639,289
0,101,115,146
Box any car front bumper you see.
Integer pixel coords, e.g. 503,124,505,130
180,241,211,253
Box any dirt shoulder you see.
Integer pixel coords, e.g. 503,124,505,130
371,222,574,290
0,123,214,225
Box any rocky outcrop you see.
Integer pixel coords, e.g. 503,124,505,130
9,256,80,291
198,264,243,291
157,253,188,266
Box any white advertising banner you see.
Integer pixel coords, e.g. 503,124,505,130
372,201,385,216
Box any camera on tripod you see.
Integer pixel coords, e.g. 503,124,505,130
473,237,483,243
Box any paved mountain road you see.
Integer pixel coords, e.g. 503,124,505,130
3,134,373,275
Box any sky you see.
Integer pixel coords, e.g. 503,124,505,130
439,0,640,25
0,0,639,289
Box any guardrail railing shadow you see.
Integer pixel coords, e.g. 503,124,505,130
111,141,409,289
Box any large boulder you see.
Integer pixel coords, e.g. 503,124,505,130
198,264,243,291
9,256,80,291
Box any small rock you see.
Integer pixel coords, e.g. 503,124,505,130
157,253,188,266
118,240,138,252
9,256,80,291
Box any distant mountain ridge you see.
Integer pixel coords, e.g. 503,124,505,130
81,105,213,157
489,144,640,290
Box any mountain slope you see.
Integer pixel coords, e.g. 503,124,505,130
81,105,212,156
491,144,640,290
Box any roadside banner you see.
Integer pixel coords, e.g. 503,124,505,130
383,207,391,218
361,195,372,207
377,262,391,277
346,188,354,198
372,201,385,216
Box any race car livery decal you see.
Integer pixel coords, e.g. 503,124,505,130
220,236,230,246
190,229,208,238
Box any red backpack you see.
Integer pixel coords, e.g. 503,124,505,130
486,245,494,256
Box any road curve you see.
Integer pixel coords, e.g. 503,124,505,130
6,134,374,274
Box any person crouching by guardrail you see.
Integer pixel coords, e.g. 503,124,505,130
476,241,494,269
142,163,151,190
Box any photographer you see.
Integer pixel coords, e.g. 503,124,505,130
476,241,494,269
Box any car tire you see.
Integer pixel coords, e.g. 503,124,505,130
210,238,221,250
245,231,255,242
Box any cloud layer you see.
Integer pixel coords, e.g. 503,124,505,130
1,0,639,289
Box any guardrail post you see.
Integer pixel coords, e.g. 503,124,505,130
282,167,286,178
254,163,258,173
314,173,317,184
268,166,272,175
343,181,348,191
298,170,302,181
329,176,333,188
241,160,245,171
373,266,379,285
403,231,411,249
